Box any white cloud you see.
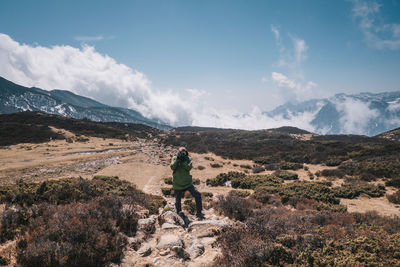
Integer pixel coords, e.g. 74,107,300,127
271,72,299,89
271,72,318,101
261,76,269,83
292,36,308,65
74,35,105,42
191,105,318,132
74,35,115,42
267,26,323,103
334,97,379,134
271,25,280,41
388,98,400,112
351,0,400,50
0,33,192,125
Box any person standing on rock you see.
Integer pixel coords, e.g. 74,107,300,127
170,147,204,220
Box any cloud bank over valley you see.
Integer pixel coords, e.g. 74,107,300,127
0,33,399,136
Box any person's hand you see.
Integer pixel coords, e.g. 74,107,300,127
177,151,185,161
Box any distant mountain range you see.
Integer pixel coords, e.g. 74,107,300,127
266,92,400,136
1,76,399,135
0,76,171,130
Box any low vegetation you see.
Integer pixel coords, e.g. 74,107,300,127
0,111,160,146
274,170,298,180
162,127,400,183
0,176,165,266
387,190,400,204
214,196,400,266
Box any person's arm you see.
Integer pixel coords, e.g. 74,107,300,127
170,156,179,171
181,157,192,171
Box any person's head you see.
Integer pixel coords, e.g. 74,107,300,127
178,147,187,155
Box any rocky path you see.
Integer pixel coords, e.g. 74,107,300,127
119,199,232,267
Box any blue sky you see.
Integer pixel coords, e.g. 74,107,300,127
0,0,400,127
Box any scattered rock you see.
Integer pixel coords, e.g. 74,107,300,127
172,246,191,260
159,248,170,256
157,234,184,250
189,219,230,229
127,237,140,249
138,216,157,231
193,225,221,238
187,240,205,259
200,237,217,246
161,223,180,229
138,216,156,226
189,219,230,237
158,211,185,227
137,243,152,257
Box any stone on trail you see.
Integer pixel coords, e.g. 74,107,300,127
157,234,184,250
187,240,205,259
161,222,181,229
172,246,191,260
158,210,185,227
137,243,152,257
189,219,230,229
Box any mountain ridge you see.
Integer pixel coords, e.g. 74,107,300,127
0,76,171,130
266,91,400,136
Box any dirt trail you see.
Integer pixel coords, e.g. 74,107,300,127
2,134,400,265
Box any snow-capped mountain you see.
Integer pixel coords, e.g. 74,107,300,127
267,92,400,136
0,76,171,130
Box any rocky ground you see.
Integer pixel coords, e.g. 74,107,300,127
118,201,234,267
1,128,400,266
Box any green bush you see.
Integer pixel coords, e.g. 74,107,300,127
206,172,245,187
279,181,338,205
274,170,298,180
387,190,400,204
280,162,303,170
231,175,283,190
333,181,385,199
161,187,174,197
164,177,173,185
229,190,251,198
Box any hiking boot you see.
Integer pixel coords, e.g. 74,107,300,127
178,211,190,227
196,212,205,220
178,211,185,219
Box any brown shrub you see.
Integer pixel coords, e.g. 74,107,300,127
210,163,223,168
388,190,400,204
252,165,265,174
192,178,201,185
215,195,259,221
16,197,129,267
0,176,165,214
240,164,252,169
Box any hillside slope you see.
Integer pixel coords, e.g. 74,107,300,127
0,76,170,130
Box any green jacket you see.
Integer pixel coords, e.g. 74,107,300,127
170,155,193,190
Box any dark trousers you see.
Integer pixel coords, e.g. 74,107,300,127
175,184,202,214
